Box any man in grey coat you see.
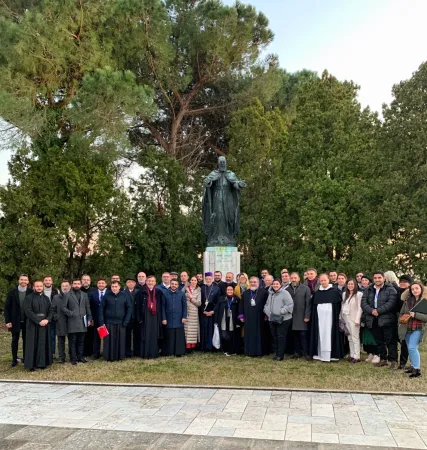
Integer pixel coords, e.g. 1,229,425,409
61,279,93,365
286,272,312,359
52,280,71,363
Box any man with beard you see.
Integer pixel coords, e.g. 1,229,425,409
135,276,163,359
124,277,137,357
81,274,96,356
4,274,32,367
286,273,312,359
196,273,204,287
61,279,93,365
214,271,226,295
199,272,221,351
89,278,107,360
43,276,59,359
52,280,71,363
24,281,54,371
239,277,269,356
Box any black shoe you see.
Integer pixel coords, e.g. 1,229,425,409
409,369,422,378
10,360,18,367
398,364,406,370
77,358,88,363
405,367,414,374
29,368,38,372
273,356,284,361
71,360,77,366
290,354,301,359
91,355,100,360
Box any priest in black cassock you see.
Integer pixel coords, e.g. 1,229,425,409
24,281,54,371
199,272,221,351
239,277,268,356
135,275,163,359
309,273,344,362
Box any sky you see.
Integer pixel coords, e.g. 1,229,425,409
1,0,426,184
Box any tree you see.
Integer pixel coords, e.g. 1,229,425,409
378,61,427,276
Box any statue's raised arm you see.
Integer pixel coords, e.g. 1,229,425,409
202,156,246,247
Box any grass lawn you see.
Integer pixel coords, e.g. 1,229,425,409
0,326,426,393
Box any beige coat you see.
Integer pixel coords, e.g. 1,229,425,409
183,285,201,344
341,291,363,324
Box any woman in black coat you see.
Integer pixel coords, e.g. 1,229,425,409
214,285,242,355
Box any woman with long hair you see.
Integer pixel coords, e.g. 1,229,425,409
341,279,363,362
183,276,201,353
399,281,427,378
234,273,249,299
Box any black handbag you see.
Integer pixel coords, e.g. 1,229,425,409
221,330,231,341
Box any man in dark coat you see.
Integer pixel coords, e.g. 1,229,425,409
124,277,138,357
397,274,412,369
61,279,93,365
162,279,188,356
100,281,132,361
286,273,312,359
52,280,71,363
238,277,269,356
89,278,107,359
135,275,164,359
362,271,398,368
136,271,147,290
213,271,227,296
42,276,59,359
24,281,54,371
4,274,33,367
81,274,96,357
199,272,221,351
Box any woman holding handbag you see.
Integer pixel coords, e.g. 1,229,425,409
341,279,363,363
399,281,427,378
263,279,294,361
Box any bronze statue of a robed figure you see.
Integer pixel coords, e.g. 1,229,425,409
202,156,246,247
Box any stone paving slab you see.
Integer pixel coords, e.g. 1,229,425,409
0,382,426,448
0,425,415,449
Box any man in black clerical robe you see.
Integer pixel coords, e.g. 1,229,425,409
239,277,268,356
199,272,221,351
24,281,54,371
135,275,163,359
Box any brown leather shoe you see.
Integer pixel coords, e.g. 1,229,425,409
389,361,398,370
374,359,388,367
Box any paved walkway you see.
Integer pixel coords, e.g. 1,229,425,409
0,382,426,448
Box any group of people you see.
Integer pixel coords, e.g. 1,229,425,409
3,268,426,378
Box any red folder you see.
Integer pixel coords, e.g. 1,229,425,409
97,325,109,339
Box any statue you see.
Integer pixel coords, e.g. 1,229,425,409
202,156,246,247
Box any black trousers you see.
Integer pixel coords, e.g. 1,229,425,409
11,322,26,362
133,320,140,356
269,319,292,358
68,332,85,362
93,322,101,357
371,322,398,362
57,335,69,361
293,330,308,356
125,322,133,357
399,338,409,367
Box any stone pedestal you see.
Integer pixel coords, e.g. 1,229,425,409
203,246,241,280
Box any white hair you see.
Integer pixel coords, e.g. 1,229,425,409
384,271,399,285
